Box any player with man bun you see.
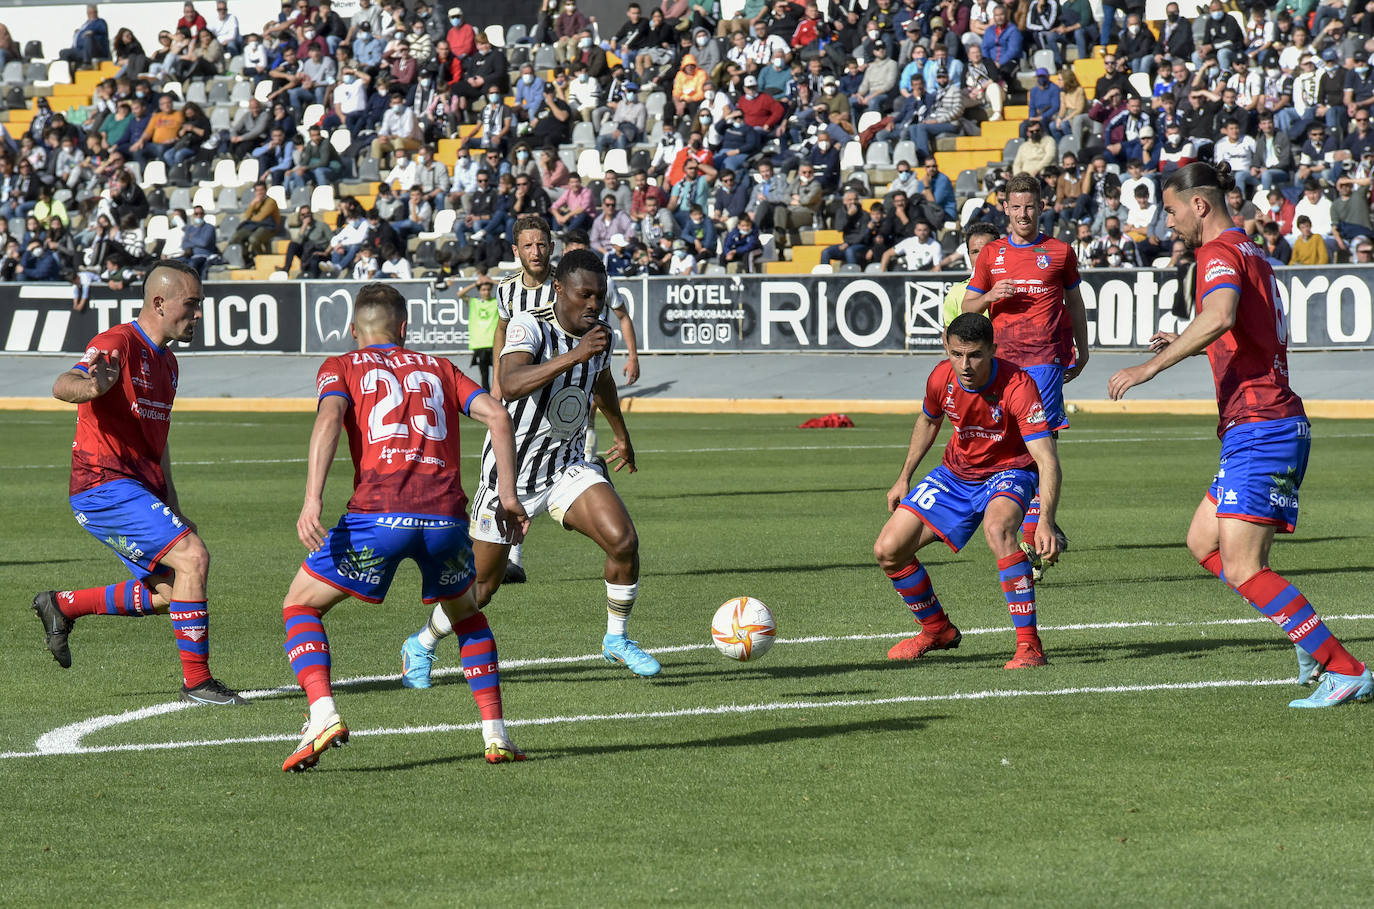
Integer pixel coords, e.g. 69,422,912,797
1109,161,1372,707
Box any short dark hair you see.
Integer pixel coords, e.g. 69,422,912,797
564,228,591,246
1163,161,1235,209
354,283,407,327
512,213,551,239
965,222,1001,244
555,247,607,283
1005,172,1041,201
947,312,994,346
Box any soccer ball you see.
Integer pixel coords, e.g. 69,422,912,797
711,597,776,662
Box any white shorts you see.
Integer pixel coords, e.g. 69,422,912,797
468,461,609,544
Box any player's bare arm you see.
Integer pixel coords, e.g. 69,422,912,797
489,316,509,400
52,350,121,404
1108,287,1238,400
297,394,347,551
888,412,942,512
593,367,636,473
615,308,640,385
960,279,1017,315
467,391,531,538
1024,434,1062,563
1063,285,1090,383
499,323,611,400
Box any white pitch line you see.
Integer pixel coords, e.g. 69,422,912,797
9,612,1374,761
0,677,1301,760
5,432,1374,471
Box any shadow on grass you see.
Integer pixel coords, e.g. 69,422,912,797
0,558,86,567
637,485,887,501
1076,535,1358,554
560,560,879,583
1041,563,1374,589
339,714,945,772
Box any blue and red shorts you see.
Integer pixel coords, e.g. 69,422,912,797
1023,364,1069,432
900,464,1038,552
69,479,190,580
303,512,477,603
1207,416,1310,533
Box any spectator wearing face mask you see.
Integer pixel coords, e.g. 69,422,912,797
444,6,475,57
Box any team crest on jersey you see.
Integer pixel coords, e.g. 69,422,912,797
990,404,1003,422
1035,252,1050,269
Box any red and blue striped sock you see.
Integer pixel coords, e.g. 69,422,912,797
283,604,332,703
998,552,1039,643
1238,569,1364,677
456,613,503,720
886,559,948,630
56,581,153,618
169,600,211,688
1021,495,1041,547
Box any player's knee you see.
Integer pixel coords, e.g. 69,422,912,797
171,534,211,580
873,534,905,571
1185,529,1215,563
604,524,638,562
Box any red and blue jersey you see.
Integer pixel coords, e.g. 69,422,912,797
1194,227,1305,437
922,357,1053,481
317,344,485,518
69,322,177,498
967,233,1081,368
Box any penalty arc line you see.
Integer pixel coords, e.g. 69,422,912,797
8,612,1374,761
0,678,1303,760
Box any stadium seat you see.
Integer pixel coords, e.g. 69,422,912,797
1058,133,1081,158
310,184,337,211
840,141,864,170
1,61,22,83
602,148,629,175
1032,49,1056,74
810,264,834,274
955,169,979,197
645,92,667,120
864,262,884,273
893,140,918,168
571,121,596,147
431,208,457,236
288,185,311,209
358,158,381,181
1128,72,1151,99
267,185,288,209
224,242,247,269
192,186,217,211
328,128,351,154
506,23,528,44
1151,255,1171,267
45,60,71,85
230,81,252,104
145,215,170,242
865,142,891,167
960,196,985,225
216,187,241,212
253,80,272,102
237,158,259,187
533,46,556,69
576,147,603,179
414,240,438,268
209,106,233,131
302,103,325,128
704,263,726,274
161,227,184,256
838,263,861,273
856,110,881,134
269,270,290,281
208,81,230,104
186,82,208,105
140,161,168,190
1002,137,1022,163
162,81,183,100
22,39,41,59
207,158,238,188
485,24,505,47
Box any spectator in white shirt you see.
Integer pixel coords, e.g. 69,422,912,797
380,244,412,278
210,1,241,54
882,221,943,271
1213,118,1257,195
371,92,421,163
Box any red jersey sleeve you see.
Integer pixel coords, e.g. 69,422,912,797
1196,241,1243,306
922,363,948,420
1062,243,1081,290
73,327,131,375
967,241,995,296
316,356,350,402
1007,370,1053,444
448,360,486,416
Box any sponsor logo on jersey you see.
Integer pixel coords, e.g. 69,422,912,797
1204,261,1238,282
1223,489,1239,505
338,545,386,584
506,323,532,346
374,515,458,529
105,534,146,561
318,372,340,395
1026,403,1047,424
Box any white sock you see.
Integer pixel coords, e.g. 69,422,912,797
309,695,338,728
482,718,508,744
606,581,638,636
508,543,524,568
584,427,599,460
417,603,452,649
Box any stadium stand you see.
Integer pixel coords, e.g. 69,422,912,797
0,0,1371,287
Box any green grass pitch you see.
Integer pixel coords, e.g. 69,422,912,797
1,409,1372,907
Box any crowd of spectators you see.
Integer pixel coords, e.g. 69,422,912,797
1,0,1372,291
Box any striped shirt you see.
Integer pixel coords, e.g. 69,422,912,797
496,269,557,321
480,309,614,495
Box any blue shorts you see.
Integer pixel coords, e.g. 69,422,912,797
900,464,1038,552
1023,364,1068,432
303,513,477,604
1208,417,1310,533
70,479,190,580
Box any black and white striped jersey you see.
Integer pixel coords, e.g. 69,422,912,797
496,270,557,322
479,309,615,496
